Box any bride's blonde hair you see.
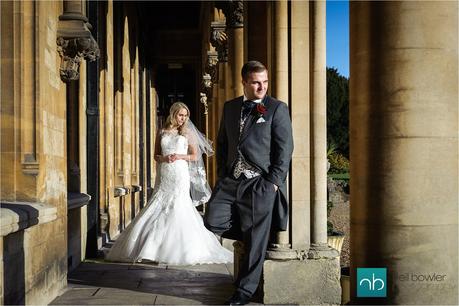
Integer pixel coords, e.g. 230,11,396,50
164,102,190,135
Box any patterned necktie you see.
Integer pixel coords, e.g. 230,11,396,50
242,100,256,120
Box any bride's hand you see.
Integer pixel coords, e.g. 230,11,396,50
165,154,176,163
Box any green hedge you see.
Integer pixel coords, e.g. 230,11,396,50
328,152,350,174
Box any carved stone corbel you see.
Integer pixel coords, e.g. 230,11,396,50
56,1,100,82
210,21,228,62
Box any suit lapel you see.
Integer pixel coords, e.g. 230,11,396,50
230,97,244,143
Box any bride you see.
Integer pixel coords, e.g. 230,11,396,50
106,102,233,265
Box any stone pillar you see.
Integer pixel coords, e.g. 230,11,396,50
223,0,244,97
246,1,270,66
350,2,458,304
266,0,295,260
259,2,341,304
209,17,228,186
271,1,289,104
63,0,82,13
308,0,334,258
229,28,243,97
290,0,311,251
272,0,289,248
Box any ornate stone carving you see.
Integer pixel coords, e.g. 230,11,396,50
200,93,208,115
215,0,244,28
227,0,244,28
207,50,219,67
57,36,99,82
57,6,100,82
206,50,219,85
200,51,218,103
202,73,212,89
210,21,228,62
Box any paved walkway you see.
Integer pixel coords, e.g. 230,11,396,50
51,259,238,305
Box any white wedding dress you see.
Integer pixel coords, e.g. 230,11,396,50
106,131,233,265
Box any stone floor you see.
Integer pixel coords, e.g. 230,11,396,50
50,202,350,306
51,260,242,305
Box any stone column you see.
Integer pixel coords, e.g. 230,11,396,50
63,1,83,17
271,1,289,104
230,28,243,97
308,0,335,258
224,0,244,97
350,2,458,304
272,0,289,247
289,0,311,251
261,2,341,304
246,1,270,65
266,0,295,259
209,18,228,175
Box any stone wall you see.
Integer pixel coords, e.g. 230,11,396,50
1,1,68,304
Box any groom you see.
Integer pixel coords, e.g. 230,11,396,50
204,61,293,305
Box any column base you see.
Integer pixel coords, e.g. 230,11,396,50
266,243,298,260
308,242,340,259
233,241,341,304
262,256,341,305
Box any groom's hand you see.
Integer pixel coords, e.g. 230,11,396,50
264,177,279,191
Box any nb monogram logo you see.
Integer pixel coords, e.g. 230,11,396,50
357,268,387,297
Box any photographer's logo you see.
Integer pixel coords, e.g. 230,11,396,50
357,268,387,297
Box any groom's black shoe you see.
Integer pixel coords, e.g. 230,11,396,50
224,291,251,305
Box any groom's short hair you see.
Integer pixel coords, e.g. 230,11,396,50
241,61,267,81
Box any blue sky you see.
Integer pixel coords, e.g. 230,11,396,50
326,0,349,78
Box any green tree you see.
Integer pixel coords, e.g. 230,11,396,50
327,67,349,157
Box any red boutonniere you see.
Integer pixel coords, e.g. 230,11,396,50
252,103,267,118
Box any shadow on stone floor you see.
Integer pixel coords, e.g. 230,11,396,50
51,260,237,305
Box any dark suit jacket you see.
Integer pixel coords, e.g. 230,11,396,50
216,95,294,231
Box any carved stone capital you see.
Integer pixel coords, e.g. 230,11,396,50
57,36,99,82
57,8,100,82
210,21,228,62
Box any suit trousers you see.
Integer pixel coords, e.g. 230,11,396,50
204,175,277,296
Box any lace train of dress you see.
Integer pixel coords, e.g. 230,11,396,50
106,132,233,265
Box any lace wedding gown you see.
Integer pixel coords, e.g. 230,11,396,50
106,131,233,265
